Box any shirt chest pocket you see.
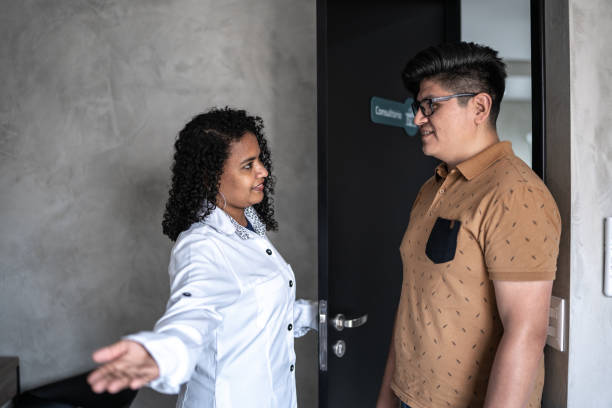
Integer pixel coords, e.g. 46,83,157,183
425,217,461,264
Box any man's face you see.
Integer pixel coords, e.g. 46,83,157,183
413,79,477,166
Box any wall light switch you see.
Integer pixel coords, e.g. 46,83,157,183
605,217,612,297
546,296,566,352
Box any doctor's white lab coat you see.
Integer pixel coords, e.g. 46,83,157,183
127,206,317,408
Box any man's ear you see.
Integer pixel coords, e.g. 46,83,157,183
472,93,492,125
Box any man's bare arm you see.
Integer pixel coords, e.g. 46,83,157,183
483,280,552,408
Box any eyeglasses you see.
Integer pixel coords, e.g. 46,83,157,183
411,93,476,117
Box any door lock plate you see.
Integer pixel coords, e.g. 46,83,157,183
333,340,346,358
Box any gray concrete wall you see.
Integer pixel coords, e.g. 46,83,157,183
567,0,612,406
0,1,317,407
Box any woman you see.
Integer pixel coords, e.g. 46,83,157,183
87,107,317,407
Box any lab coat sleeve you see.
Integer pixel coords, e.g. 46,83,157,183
126,231,241,394
293,299,318,337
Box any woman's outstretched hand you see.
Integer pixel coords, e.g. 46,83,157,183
87,340,160,393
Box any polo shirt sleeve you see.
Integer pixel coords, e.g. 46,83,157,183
482,184,561,281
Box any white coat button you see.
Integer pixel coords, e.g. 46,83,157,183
266,249,272,255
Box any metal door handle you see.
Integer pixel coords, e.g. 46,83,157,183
331,313,368,331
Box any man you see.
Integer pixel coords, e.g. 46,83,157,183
376,42,561,408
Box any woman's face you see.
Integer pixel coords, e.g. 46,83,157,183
217,132,269,220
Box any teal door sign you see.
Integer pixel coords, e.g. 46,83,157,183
370,96,418,136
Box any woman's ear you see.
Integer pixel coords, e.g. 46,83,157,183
472,93,492,126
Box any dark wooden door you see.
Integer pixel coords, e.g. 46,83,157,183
317,1,460,407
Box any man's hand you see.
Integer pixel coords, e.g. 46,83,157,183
87,340,160,394
376,388,399,408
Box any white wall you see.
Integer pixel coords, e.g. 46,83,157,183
461,0,531,60
461,0,533,167
568,0,612,406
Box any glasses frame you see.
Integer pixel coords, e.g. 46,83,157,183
411,93,477,117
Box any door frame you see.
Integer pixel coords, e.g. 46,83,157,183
531,0,546,180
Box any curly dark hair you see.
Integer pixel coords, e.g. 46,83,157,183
162,107,278,241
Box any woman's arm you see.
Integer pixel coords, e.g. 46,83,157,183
89,231,241,394
88,340,159,393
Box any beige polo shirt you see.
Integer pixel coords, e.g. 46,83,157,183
391,141,561,408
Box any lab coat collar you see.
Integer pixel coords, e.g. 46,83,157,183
202,204,266,240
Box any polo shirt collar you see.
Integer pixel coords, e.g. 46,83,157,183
434,163,450,181
455,141,513,180
434,141,513,182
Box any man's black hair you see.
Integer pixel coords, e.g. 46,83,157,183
402,42,507,125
